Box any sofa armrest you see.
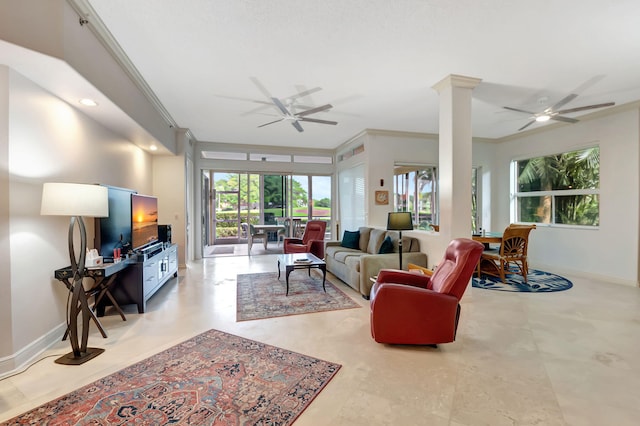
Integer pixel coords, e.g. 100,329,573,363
359,252,428,297
325,240,342,248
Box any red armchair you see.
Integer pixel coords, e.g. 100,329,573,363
370,238,484,345
283,220,327,259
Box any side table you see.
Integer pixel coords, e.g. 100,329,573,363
55,259,130,341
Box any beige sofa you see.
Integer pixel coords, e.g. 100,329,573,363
325,227,427,299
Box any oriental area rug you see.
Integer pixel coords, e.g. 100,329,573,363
4,329,341,425
473,269,573,292
237,272,360,321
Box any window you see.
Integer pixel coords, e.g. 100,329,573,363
393,165,480,231
339,164,365,232
514,146,599,226
393,166,438,230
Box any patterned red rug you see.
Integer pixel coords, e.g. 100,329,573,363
237,272,361,321
5,329,341,425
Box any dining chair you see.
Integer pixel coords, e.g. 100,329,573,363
276,217,290,247
477,224,536,283
247,223,268,252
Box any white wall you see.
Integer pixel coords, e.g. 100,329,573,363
153,154,186,266
365,131,439,228
490,109,640,285
340,117,639,283
0,67,11,358
1,68,154,373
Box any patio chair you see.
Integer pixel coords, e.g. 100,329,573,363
245,223,268,252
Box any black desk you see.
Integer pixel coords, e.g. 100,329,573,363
55,260,131,340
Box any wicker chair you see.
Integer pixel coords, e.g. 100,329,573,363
477,224,536,283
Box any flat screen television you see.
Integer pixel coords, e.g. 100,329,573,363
95,186,134,258
131,193,159,250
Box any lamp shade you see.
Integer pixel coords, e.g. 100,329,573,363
387,212,413,231
41,183,108,217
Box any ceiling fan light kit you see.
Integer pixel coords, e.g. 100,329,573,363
504,83,615,131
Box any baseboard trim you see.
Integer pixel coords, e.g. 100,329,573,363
0,322,67,379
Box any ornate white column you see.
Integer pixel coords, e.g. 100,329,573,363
432,74,481,256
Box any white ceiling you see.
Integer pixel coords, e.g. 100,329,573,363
73,0,640,149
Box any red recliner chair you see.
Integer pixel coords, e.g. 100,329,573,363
283,220,327,259
370,238,484,345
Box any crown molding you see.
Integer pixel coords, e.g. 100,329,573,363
66,0,178,130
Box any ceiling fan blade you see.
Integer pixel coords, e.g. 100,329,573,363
296,103,333,117
298,117,338,125
241,103,279,116
550,115,579,124
286,87,322,100
503,106,536,115
292,121,304,132
518,120,536,131
555,102,615,115
271,97,292,117
257,118,284,128
547,93,578,112
250,77,272,100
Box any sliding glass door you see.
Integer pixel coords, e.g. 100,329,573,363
205,171,331,245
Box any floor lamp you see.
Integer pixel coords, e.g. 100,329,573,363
387,212,413,270
41,183,109,365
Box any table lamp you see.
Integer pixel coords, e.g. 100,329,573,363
387,212,413,269
41,183,108,365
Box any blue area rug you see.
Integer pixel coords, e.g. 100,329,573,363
473,269,573,292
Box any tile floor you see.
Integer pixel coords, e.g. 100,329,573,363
1,254,640,425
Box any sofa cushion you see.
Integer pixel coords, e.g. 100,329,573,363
341,230,360,249
334,249,362,263
325,245,351,259
403,236,414,252
344,254,361,272
386,231,415,253
367,229,386,254
378,236,394,254
358,227,371,251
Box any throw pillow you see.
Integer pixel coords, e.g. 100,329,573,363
341,230,360,249
378,236,394,254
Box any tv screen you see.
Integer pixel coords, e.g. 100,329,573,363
95,186,134,258
131,194,159,250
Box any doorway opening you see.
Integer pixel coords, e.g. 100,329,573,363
202,171,332,257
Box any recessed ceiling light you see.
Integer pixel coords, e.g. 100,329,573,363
79,98,98,107
149,145,158,151
535,115,551,122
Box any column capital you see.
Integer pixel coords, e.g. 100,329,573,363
432,74,482,92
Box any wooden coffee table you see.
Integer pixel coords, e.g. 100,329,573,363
277,253,326,296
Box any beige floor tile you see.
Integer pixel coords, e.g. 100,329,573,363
1,254,640,425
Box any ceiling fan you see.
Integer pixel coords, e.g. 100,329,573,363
504,93,614,131
258,98,337,132
249,77,338,132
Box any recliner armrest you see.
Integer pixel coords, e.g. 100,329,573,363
376,269,431,289
284,238,304,245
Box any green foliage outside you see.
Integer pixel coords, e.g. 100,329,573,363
213,174,331,238
517,147,599,225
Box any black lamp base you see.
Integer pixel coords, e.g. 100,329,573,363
54,347,105,365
